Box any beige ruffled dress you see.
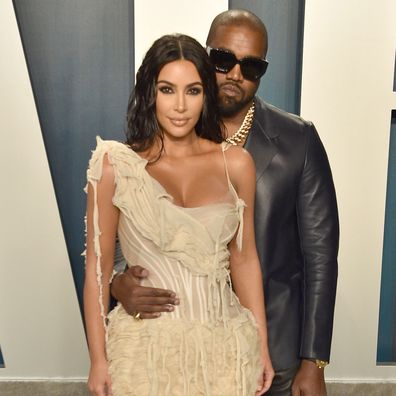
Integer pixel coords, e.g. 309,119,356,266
86,138,262,396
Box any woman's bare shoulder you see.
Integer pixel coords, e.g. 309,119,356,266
224,144,256,176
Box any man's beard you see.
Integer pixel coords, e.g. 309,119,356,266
217,86,255,118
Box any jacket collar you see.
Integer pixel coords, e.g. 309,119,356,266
244,97,278,180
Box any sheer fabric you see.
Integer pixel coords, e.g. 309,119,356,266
86,138,261,395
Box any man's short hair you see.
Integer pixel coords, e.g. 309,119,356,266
206,9,268,49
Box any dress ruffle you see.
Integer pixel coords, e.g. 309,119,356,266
84,138,260,395
106,306,261,396
86,137,241,277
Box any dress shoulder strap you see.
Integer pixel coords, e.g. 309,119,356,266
221,141,246,252
221,141,233,189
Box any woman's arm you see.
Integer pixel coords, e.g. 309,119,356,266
227,147,274,395
84,154,119,396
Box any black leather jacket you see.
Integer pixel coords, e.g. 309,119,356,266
245,97,339,370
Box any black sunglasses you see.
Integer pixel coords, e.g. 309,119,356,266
207,46,268,81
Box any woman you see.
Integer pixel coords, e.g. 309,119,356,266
84,34,274,396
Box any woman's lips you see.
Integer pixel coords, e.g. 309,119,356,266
169,118,189,127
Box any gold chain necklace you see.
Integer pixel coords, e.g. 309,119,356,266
225,102,255,146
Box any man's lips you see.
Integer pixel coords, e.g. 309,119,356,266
220,83,243,97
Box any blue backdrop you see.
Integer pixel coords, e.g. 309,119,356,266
377,110,396,364
13,0,134,314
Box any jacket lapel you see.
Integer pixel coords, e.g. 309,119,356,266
244,98,278,181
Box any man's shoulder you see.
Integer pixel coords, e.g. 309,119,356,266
253,97,313,136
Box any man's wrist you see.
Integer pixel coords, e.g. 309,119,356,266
304,358,328,369
110,271,124,300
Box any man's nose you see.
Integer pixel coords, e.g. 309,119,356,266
226,63,243,82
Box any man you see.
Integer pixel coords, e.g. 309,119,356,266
111,9,339,396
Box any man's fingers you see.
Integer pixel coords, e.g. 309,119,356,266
137,295,180,306
128,265,149,279
134,304,176,319
136,286,177,298
123,303,175,316
139,312,163,319
121,285,179,316
138,304,176,313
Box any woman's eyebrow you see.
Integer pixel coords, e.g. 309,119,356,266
157,80,203,87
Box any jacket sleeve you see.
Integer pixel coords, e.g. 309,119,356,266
297,122,339,361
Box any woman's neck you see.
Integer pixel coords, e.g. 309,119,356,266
167,137,201,156
148,132,205,160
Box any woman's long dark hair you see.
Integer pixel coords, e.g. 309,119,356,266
126,34,224,152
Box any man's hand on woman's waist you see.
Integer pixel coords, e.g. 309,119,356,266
110,265,179,320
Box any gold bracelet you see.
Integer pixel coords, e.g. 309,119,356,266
309,359,328,369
